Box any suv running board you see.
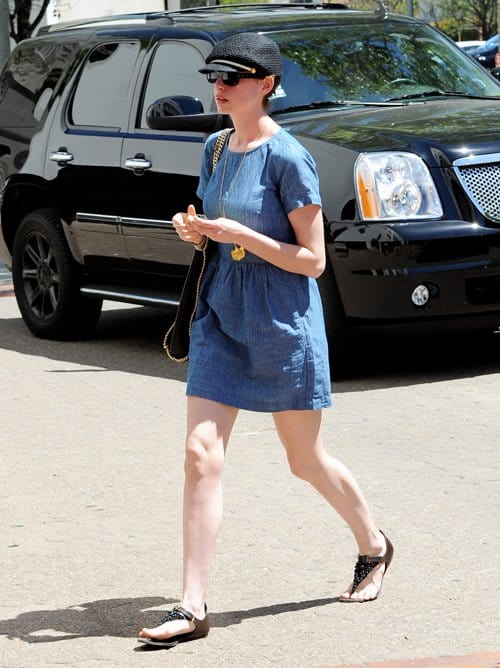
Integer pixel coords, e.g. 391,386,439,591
80,285,180,308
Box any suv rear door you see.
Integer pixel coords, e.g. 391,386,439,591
47,38,144,270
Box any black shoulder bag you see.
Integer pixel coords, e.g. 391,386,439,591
163,129,231,362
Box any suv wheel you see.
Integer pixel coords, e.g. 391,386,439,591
12,208,103,339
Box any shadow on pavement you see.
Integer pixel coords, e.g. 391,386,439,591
0,305,188,383
337,327,500,392
0,595,338,644
0,302,499,391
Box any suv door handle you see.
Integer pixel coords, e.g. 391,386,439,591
50,147,74,165
124,154,152,174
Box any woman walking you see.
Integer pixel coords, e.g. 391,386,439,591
138,32,393,647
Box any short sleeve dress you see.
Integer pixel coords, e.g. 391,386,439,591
187,127,332,412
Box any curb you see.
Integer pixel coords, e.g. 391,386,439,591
319,651,500,668
0,282,14,297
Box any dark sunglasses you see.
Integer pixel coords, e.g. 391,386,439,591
205,71,258,86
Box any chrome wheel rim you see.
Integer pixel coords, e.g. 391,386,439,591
21,231,60,320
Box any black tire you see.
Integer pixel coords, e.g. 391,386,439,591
317,260,353,379
12,208,103,340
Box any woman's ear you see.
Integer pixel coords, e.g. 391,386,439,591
260,75,275,96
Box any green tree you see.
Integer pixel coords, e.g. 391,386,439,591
469,0,497,37
354,0,419,13
1,0,10,67
427,0,497,39
9,0,51,43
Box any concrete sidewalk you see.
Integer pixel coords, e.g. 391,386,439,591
0,294,499,667
0,283,14,297
325,651,500,667
0,261,13,297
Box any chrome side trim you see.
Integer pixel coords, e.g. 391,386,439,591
76,212,117,223
76,212,174,227
121,216,175,228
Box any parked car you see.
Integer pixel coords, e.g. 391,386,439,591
0,5,500,375
470,33,499,69
456,40,485,54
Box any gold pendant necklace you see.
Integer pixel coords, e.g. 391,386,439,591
219,130,264,262
230,245,246,261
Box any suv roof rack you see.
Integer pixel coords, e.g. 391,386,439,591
37,2,352,35
37,12,175,35
371,0,389,19
165,1,350,12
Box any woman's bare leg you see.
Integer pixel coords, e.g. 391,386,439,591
139,397,238,640
273,409,388,602
182,397,238,612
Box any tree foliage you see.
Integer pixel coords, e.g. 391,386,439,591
422,0,497,39
352,1,419,13
9,0,51,43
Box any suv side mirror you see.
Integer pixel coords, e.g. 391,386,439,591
151,95,204,115
490,67,500,81
146,95,229,132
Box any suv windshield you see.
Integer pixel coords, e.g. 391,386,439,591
270,20,500,112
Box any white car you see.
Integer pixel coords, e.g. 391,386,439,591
456,40,485,53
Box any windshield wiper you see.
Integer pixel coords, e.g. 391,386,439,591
273,99,411,114
386,90,500,102
272,101,349,114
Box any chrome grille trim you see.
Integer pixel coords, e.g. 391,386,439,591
453,153,500,223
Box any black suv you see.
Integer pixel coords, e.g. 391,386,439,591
1,4,500,372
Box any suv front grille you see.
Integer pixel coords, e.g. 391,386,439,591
453,153,500,223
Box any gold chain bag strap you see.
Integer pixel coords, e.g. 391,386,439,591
163,129,232,362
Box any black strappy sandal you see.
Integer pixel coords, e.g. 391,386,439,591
341,531,394,602
137,604,210,647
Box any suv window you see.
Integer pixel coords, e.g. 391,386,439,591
70,41,140,128
139,41,214,127
0,42,75,127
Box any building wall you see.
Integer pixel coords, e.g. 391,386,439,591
53,0,165,22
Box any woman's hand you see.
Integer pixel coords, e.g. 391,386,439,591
172,204,205,247
194,204,324,278
190,213,244,245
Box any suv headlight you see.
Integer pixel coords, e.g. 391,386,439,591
355,152,443,221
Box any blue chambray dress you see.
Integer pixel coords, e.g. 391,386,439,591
186,127,332,412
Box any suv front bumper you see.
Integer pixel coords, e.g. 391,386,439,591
330,218,500,323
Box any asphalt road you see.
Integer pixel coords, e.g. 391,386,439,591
0,296,499,668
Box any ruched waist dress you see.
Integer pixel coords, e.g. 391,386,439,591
187,128,332,412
